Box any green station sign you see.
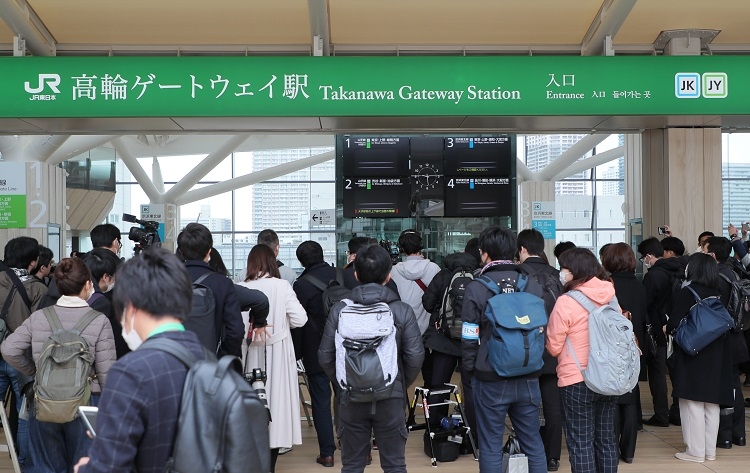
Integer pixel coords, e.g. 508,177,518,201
0,56,743,117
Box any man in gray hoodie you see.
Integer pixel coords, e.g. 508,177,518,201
389,229,440,386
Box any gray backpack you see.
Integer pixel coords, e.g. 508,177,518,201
35,306,99,423
565,291,640,396
335,300,398,402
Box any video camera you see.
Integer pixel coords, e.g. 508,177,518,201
123,213,161,254
379,239,401,266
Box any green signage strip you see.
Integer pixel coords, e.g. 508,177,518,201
0,56,744,118
0,163,27,228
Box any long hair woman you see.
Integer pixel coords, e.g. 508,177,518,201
237,245,307,472
601,243,647,463
667,252,733,463
546,248,619,473
1,258,116,473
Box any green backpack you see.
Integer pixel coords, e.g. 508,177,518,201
34,306,99,423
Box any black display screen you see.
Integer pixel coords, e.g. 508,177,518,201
444,136,512,176
343,177,411,217
443,177,513,217
342,137,410,177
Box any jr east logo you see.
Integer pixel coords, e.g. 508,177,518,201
24,73,61,101
675,72,727,99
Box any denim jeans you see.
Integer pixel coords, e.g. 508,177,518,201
0,359,27,467
307,371,336,457
27,394,99,473
472,377,547,473
560,382,618,473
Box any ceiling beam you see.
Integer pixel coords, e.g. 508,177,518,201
536,134,611,181
549,145,623,181
580,0,638,56
0,0,56,56
175,150,333,205
308,0,330,56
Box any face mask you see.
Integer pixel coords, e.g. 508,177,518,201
104,281,115,293
643,258,651,269
121,311,142,351
695,247,703,255
86,286,95,300
559,270,568,286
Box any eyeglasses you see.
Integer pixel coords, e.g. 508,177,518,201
639,255,649,263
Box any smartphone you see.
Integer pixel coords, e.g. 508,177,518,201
78,406,98,438
743,222,750,232
658,226,667,235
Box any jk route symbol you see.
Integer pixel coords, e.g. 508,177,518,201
675,73,700,98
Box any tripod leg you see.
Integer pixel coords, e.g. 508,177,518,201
454,390,478,461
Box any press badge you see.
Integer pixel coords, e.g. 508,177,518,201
462,322,479,340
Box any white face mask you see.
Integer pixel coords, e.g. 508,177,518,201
104,281,115,293
559,270,569,286
121,310,142,351
86,285,95,300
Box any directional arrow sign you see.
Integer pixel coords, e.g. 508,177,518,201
310,208,334,227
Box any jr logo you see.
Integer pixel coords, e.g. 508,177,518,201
24,74,61,94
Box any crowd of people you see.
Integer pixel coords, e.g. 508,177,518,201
0,221,746,473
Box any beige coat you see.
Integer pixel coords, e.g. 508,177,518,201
0,295,117,393
238,276,307,449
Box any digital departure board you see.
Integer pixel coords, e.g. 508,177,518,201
443,136,512,176
443,177,513,217
342,177,411,217
342,137,410,177
338,134,515,219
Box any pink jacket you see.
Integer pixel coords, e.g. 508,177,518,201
545,278,617,388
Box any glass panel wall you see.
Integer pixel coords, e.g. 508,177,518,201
108,144,335,280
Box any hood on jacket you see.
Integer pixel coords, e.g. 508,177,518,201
653,256,686,275
351,283,399,305
443,253,479,272
392,256,437,280
570,277,616,306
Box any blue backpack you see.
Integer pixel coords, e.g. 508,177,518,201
477,274,547,377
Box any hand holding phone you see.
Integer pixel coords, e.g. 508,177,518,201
78,406,98,438
658,226,667,235
742,222,750,232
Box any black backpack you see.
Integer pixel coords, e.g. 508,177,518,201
438,269,474,339
302,268,352,334
719,272,750,331
141,338,270,473
182,272,218,354
520,265,562,315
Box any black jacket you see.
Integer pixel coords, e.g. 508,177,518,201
342,264,400,298
667,282,734,406
716,264,749,366
318,283,424,401
519,257,562,375
292,262,337,374
235,285,269,327
184,260,244,358
91,289,131,359
461,264,545,382
642,257,684,345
